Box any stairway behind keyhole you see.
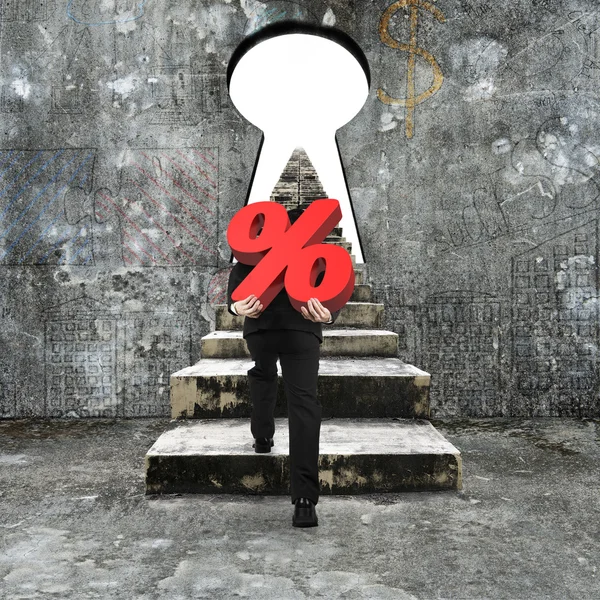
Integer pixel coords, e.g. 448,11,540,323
145,148,462,495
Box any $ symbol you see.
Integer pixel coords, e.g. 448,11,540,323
377,0,445,139
227,199,355,314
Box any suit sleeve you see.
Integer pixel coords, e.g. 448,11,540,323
227,262,252,316
328,306,341,325
314,270,343,325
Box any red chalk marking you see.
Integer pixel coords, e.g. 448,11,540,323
132,163,213,237
177,150,217,186
127,179,218,257
97,191,174,264
140,151,214,216
129,196,195,262
123,229,159,265
192,149,218,172
160,153,217,201
124,243,143,264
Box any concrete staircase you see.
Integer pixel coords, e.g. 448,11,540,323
145,232,463,496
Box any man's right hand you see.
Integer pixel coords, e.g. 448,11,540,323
233,295,263,318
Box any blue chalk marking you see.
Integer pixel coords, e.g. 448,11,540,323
0,149,73,238
0,152,93,261
0,150,44,200
66,0,149,26
58,226,87,265
0,151,24,181
252,7,287,30
39,228,73,263
19,210,65,264
0,150,17,171
66,236,91,265
82,252,93,265
267,11,288,25
0,149,65,223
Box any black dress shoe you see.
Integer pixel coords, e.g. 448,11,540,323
292,497,318,527
252,437,274,453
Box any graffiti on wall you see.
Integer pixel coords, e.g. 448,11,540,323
66,0,150,26
0,147,218,267
94,148,219,267
418,291,502,417
434,119,600,252
377,0,445,139
511,223,599,416
0,149,96,266
243,1,319,36
2,0,600,418
123,312,190,417
0,0,49,21
44,297,120,418
44,296,191,417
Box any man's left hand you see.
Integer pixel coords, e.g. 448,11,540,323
301,298,331,323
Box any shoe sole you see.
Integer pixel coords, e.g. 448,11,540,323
293,519,318,527
253,440,274,453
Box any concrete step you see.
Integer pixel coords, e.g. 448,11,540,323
201,329,399,359
334,241,352,253
356,262,367,280
354,263,368,284
351,284,373,302
170,357,430,419
145,417,462,495
215,302,384,330
322,236,352,258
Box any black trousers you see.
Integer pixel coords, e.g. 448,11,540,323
245,329,321,505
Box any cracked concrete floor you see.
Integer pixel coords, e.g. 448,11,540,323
0,417,599,599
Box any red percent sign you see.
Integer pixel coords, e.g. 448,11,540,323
227,199,355,314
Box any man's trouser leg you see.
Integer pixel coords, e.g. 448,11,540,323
277,330,321,506
245,331,279,440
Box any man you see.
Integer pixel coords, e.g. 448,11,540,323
227,207,342,527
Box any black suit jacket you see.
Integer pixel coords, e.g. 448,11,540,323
226,261,342,343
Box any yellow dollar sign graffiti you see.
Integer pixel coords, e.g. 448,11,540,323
378,0,445,139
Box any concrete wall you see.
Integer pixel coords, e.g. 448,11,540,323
1,0,599,418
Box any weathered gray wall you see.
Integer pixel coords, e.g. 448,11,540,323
1,0,599,418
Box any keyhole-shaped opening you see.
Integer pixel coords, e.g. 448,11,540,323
227,22,370,263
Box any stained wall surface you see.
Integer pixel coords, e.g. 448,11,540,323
1,0,599,418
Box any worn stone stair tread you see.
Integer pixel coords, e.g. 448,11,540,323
145,418,462,495
203,329,397,340
173,357,428,380
200,329,399,359
350,284,373,302
215,302,385,331
146,417,459,456
343,301,383,307
216,301,383,309
145,418,462,493
170,357,430,419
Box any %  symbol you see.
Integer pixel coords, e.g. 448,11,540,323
227,198,355,314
